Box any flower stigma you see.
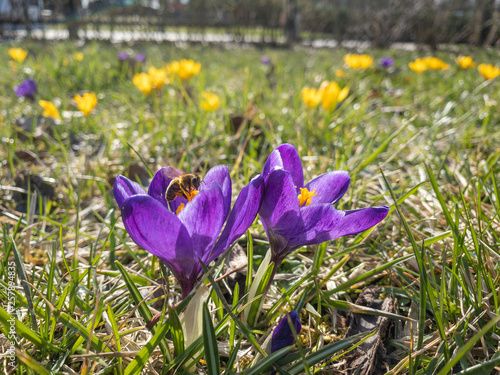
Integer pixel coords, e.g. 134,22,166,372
297,187,317,207
175,189,199,215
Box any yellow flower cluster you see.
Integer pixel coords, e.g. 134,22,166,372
455,56,475,70
132,66,169,96
167,59,201,81
39,100,61,121
344,54,373,70
200,92,220,112
9,48,28,63
409,57,449,73
301,81,349,111
74,92,98,117
478,63,500,80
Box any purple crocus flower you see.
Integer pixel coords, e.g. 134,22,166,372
379,57,394,68
114,165,264,298
261,56,271,65
260,144,389,269
271,310,302,353
134,53,146,63
117,52,130,61
14,78,37,101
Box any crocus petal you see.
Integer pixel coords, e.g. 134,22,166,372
114,175,146,208
121,195,195,275
262,144,304,189
287,204,345,249
271,310,301,353
177,185,225,260
260,169,300,255
209,175,264,262
200,165,232,220
305,171,350,204
325,206,389,240
148,167,176,208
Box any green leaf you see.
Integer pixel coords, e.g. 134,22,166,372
437,315,500,375
169,305,185,357
241,346,293,375
124,317,171,375
202,302,220,375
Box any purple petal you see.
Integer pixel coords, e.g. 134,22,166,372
147,167,177,208
325,206,389,239
271,310,301,353
209,175,264,261
259,169,300,255
121,195,195,275
200,165,232,220
114,175,146,208
177,185,225,260
287,204,345,249
305,171,350,204
263,144,304,189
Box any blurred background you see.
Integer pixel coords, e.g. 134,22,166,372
1,0,500,48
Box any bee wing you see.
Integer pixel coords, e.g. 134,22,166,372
164,167,185,180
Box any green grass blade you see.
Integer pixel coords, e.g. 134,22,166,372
202,302,220,375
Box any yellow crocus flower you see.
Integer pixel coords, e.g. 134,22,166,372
478,63,500,80
39,100,61,121
409,59,427,73
200,92,220,112
344,54,373,70
74,53,84,61
74,92,98,117
148,66,169,91
133,73,153,96
9,48,28,63
301,87,323,109
168,59,201,81
455,56,475,69
320,81,349,111
335,69,346,77
423,57,449,70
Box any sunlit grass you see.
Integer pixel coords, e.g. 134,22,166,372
1,41,499,374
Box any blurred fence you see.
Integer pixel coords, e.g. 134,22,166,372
1,0,500,47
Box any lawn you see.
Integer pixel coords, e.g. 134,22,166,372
1,41,500,374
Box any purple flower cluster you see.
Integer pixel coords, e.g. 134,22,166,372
117,51,146,64
260,144,389,268
114,144,389,298
14,78,37,101
379,57,395,68
114,166,263,297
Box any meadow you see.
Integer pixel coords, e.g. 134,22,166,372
1,41,500,374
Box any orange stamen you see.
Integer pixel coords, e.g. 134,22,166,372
297,187,317,207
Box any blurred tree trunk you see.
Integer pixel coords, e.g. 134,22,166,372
284,0,298,44
67,0,81,40
483,4,499,46
470,0,494,45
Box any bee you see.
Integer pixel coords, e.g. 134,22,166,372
165,169,202,202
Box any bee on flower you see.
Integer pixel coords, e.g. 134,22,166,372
9,48,28,63
344,54,373,70
478,63,500,80
200,92,220,112
455,56,475,70
74,92,98,117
